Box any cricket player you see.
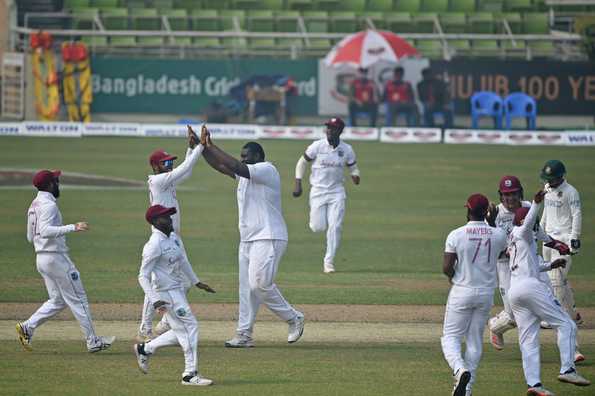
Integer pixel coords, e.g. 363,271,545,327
293,117,360,273
441,193,508,396
134,205,215,386
138,126,203,340
507,190,590,395
200,126,304,348
17,170,115,352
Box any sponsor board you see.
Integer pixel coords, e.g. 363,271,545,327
380,128,441,143
564,131,595,146
142,123,260,139
0,123,22,136
20,122,83,137
83,123,143,137
444,129,507,145
259,126,324,140
342,127,380,141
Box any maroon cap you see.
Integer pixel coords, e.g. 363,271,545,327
145,204,177,224
32,170,61,189
499,175,522,193
149,149,177,167
465,193,489,212
513,207,530,226
324,117,345,132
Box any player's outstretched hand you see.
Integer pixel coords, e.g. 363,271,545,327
75,222,89,232
200,124,211,146
551,258,567,269
153,300,169,314
534,190,545,204
197,282,216,293
486,203,498,227
187,125,199,149
292,179,302,198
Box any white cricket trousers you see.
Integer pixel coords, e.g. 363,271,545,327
309,192,345,266
24,252,99,347
144,288,199,376
441,285,493,392
509,277,577,387
496,259,513,317
237,240,299,334
543,245,576,318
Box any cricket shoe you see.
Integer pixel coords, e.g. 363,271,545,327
323,263,335,273
87,335,116,353
16,322,32,351
558,369,591,386
134,343,150,374
182,372,213,386
288,313,305,344
527,385,555,395
452,368,471,396
575,351,585,364
490,330,504,351
154,318,171,336
225,332,254,348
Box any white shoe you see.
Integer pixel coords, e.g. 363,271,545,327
323,263,335,273
288,314,304,344
182,373,213,386
558,370,591,386
16,322,32,351
154,319,171,336
452,368,471,396
527,386,555,395
225,332,254,348
575,351,586,364
88,336,116,353
134,343,149,374
490,330,504,351
540,321,553,329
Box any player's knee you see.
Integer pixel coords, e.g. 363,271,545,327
309,221,326,233
250,277,272,293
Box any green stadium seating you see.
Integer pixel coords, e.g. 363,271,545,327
422,0,448,12
440,12,466,33
468,12,494,33
221,36,248,49
72,8,99,29
247,10,275,32
478,0,503,12
449,0,475,12
65,0,90,10
220,10,246,30
102,8,129,30
498,12,522,33
232,0,261,9
137,36,165,45
81,35,108,46
303,11,329,32
395,0,421,12
110,36,137,45
276,37,303,48
307,38,332,49
172,37,192,45
203,0,230,8
471,39,500,56
523,13,549,33
257,0,284,9
191,9,220,31
415,39,442,58
163,9,189,30
153,0,174,10
528,41,556,57
413,12,438,32
248,37,276,48
92,0,118,8
275,10,300,32
505,0,533,12
330,11,358,32
194,37,222,47
287,0,314,10
336,0,366,12
385,12,416,33
316,0,342,11
500,39,527,58
368,0,394,12
127,0,147,9
131,8,161,30
359,11,386,29
173,0,203,12
448,39,471,56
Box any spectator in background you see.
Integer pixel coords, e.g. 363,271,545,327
417,68,454,128
383,66,417,127
348,67,378,127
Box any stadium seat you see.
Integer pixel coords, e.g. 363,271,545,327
276,37,303,49
174,0,203,12
336,0,366,11
287,0,314,10
172,37,192,45
248,38,276,49
203,0,230,8
498,12,522,33
504,92,536,129
478,0,503,12
191,9,220,31
422,0,448,12
131,8,161,30
221,36,248,50
368,0,394,12
127,0,147,9
440,13,466,33
275,10,300,32
153,0,174,11
470,91,504,129
396,0,421,12
316,0,342,11
72,8,99,29
360,11,386,29
110,36,137,45
163,9,189,30
385,12,415,33
307,38,332,49
137,36,165,45
415,39,442,58
65,0,91,10
303,11,329,32
102,8,129,30
500,39,527,58
194,37,221,47
81,35,108,46
247,10,275,32
523,13,549,34
447,39,471,56
92,0,118,8
528,40,557,57
413,12,438,33
232,0,260,9
259,0,285,9
468,12,494,33
449,0,475,12
471,39,500,56
330,11,358,33
505,0,534,12
220,10,246,30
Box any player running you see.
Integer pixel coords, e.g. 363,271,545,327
134,205,215,386
17,170,115,352
507,190,590,395
138,126,203,341
441,193,508,396
292,117,360,273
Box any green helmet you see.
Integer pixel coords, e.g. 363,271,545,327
540,160,566,182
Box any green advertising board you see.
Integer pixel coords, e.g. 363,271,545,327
90,57,318,115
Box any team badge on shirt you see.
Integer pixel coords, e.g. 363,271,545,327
70,272,79,281
176,308,187,317
338,150,344,157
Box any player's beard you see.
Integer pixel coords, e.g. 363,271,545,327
51,184,60,199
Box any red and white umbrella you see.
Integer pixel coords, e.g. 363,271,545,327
324,29,419,68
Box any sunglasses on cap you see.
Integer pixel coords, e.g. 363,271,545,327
162,159,174,167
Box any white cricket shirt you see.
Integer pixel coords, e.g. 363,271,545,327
148,145,203,234
495,200,531,264
27,191,76,253
509,201,547,281
138,229,200,303
305,139,356,198
236,162,288,242
540,180,581,241
445,221,507,289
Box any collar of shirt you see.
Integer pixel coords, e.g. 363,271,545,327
466,221,485,225
152,228,171,241
324,140,342,151
37,190,56,202
549,180,567,191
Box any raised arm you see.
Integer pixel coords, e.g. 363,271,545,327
157,126,204,187
201,125,250,179
518,191,545,238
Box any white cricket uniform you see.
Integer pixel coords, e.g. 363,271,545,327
508,201,577,387
235,162,300,335
441,221,507,392
23,191,104,350
304,138,357,267
138,229,202,376
139,145,203,335
541,180,581,317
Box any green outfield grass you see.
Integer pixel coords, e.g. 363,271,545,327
0,137,594,305
1,339,594,395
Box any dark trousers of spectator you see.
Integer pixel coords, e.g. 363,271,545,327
423,105,454,128
349,102,378,127
386,103,418,127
